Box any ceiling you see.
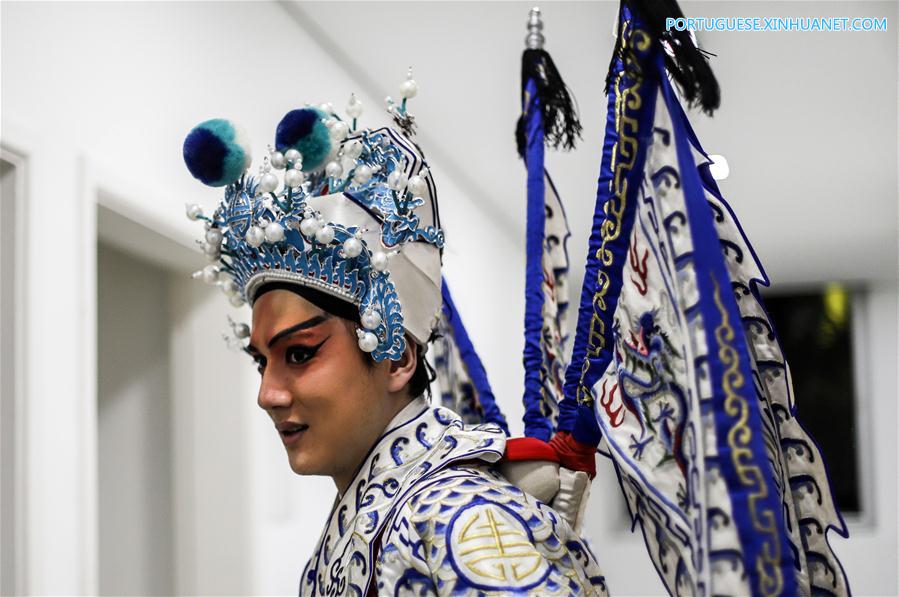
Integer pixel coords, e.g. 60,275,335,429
287,1,898,294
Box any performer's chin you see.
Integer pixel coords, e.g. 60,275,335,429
284,435,323,477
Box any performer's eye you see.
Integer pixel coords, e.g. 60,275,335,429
254,356,267,375
286,340,326,366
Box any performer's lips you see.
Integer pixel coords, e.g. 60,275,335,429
276,421,309,446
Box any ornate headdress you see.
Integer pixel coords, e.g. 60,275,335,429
182,71,444,361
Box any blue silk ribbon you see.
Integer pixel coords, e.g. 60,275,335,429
441,280,509,435
560,14,658,447
521,77,554,442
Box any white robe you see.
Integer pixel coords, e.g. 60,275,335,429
300,397,607,596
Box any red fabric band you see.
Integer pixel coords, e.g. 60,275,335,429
548,431,597,479
502,437,560,463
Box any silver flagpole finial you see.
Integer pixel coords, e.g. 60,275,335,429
525,6,545,50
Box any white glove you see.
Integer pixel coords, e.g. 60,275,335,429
550,467,591,534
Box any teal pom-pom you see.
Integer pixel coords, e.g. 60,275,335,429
275,108,331,172
183,119,252,187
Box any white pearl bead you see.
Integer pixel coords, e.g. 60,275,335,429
203,243,221,261
330,121,349,141
270,151,286,169
245,225,265,247
361,310,382,330
346,94,363,118
708,154,730,181
299,217,320,237
407,175,426,196
221,279,239,297
358,331,379,353
400,79,419,99
325,161,343,178
205,228,223,246
186,203,203,221
387,170,407,190
284,169,305,188
284,148,301,163
315,225,335,245
200,265,219,284
265,222,285,243
234,323,250,339
343,140,363,159
342,236,363,258
371,251,388,272
229,295,246,308
319,102,334,114
352,165,373,185
258,172,279,194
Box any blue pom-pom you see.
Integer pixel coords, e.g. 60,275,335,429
275,108,331,172
183,119,252,187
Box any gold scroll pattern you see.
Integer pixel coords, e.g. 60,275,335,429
712,277,784,596
576,23,652,405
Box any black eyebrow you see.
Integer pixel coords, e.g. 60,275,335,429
264,314,331,350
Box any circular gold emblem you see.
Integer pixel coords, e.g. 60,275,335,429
447,500,549,590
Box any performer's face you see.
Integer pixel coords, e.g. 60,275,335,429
248,289,415,492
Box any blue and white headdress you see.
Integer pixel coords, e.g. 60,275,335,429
182,71,444,361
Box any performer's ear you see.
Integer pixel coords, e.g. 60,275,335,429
386,338,418,395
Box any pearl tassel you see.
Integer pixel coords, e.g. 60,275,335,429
356,328,379,353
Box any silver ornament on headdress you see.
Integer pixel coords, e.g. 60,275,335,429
525,7,545,50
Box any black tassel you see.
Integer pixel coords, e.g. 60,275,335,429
606,0,720,115
516,49,583,159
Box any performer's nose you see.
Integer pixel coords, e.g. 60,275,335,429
257,375,292,411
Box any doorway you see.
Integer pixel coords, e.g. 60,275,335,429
97,242,174,595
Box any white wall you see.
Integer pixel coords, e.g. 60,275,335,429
168,266,255,595
1,152,26,597
1,1,895,595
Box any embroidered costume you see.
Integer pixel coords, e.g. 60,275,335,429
299,397,605,595
179,2,850,595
